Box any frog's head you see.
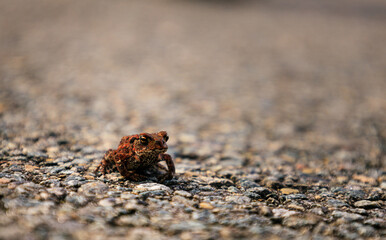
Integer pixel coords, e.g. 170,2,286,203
131,131,169,156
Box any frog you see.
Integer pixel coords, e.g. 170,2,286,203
94,131,175,182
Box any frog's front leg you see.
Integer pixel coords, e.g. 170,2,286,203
157,153,175,182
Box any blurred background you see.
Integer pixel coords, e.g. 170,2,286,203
1,0,385,171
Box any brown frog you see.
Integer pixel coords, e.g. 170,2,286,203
94,131,175,182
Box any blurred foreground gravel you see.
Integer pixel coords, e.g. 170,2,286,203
0,0,385,239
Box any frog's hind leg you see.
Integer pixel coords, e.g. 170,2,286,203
94,149,114,175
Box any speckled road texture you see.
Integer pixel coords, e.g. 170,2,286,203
0,0,385,239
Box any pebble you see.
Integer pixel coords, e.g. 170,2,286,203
209,178,234,188
98,198,116,207
174,190,192,198
78,182,109,197
263,178,283,189
310,208,325,216
47,187,67,200
287,204,305,212
347,190,366,201
0,178,11,184
24,165,39,172
199,202,214,210
139,190,169,199
121,192,136,199
357,225,375,237
280,188,299,194
247,187,272,198
16,182,43,194
65,180,81,188
227,186,240,193
367,188,385,201
354,200,381,209
352,175,377,185
363,218,386,228
282,214,320,228
65,194,88,207
225,195,251,204
327,199,349,208
133,183,172,194
332,211,364,222
169,221,205,232
259,206,273,216
272,208,299,218
238,179,260,189
199,186,215,192
116,215,149,227
283,194,307,200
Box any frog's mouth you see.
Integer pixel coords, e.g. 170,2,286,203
137,148,167,156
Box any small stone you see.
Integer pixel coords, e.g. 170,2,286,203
116,215,149,227
174,190,192,198
98,198,116,207
348,190,366,201
227,186,240,193
16,182,43,194
282,214,320,228
139,190,169,199
49,167,65,174
172,195,195,206
225,195,251,204
124,200,140,212
247,187,272,198
47,187,67,200
208,178,234,188
238,179,260,189
78,182,109,197
367,188,385,201
24,165,39,172
283,194,307,200
272,208,299,218
121,192,136,199
336,176,348,183
199,202,214,210
0,178,11,184
287,204,305,212
170,221,205,232
332,211,364,222
243,191,262,200
364,218,386,228
198,186,216,191
259,206,273,216
280,188,299,194
310,207,324,215
133,183,172,194
354,200,381,209
65,180,81,188
357,225,375,237
263,179,283,189
83,175,95,180
327,199,349,208
352,175,377,185
65,195,88,207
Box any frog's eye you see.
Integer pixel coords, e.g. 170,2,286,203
139,136,148,145
164,135,169,142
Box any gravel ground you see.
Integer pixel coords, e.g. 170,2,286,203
0,0,385,239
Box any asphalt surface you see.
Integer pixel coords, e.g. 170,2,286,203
0,0,385,239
